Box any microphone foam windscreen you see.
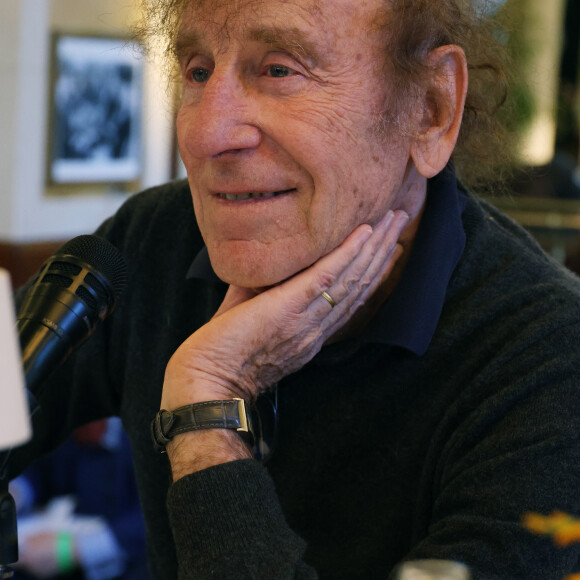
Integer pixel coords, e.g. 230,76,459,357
55,235,127,300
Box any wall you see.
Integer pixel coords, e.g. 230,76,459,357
0,1,29,239
0,0,174,247
515,0,568,165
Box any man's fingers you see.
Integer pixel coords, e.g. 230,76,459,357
310,210,408,313
322,242,403,339
335,210,407,299
280,210,404,309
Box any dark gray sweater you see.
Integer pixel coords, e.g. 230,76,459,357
8,176,580,579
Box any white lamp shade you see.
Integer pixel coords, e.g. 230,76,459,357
0,268,31,449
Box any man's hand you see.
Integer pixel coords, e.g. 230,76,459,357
162,210,409,478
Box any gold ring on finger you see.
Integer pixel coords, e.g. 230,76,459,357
321,291,337,308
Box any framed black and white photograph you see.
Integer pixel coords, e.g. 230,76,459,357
48,35,144,184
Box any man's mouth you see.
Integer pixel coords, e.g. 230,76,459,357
216,188,296,201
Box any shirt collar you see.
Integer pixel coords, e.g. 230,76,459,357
186,166,467,356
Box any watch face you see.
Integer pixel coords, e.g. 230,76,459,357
251,385,278,463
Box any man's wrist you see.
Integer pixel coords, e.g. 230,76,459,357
152,398,253,452
167,428,253,481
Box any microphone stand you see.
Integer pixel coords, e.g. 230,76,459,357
0,478,17,578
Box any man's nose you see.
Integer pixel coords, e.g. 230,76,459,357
180,71,262,159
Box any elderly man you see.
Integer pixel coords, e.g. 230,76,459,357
6,0,580,578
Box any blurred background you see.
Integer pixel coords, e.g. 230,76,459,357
1,4,171,578
0,0,179,289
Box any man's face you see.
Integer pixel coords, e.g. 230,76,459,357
176,0,420,287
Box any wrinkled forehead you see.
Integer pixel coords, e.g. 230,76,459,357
176,0,388,52
181,0,333,24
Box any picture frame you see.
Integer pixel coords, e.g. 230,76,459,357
47,34,144,185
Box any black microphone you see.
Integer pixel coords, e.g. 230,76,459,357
16,235,127,394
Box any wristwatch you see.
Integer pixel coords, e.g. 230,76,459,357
151,398,254,453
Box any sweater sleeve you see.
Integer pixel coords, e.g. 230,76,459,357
167,460,316,579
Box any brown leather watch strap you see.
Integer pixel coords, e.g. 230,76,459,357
151,398,252,453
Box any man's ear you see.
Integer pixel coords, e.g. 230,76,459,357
410,44,468,178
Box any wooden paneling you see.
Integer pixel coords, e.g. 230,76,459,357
0,240,66,288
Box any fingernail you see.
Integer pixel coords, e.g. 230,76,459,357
359,224,373,241
394,211,410,230
378,210,395,229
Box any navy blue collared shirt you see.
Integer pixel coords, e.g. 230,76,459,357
187,166,467,357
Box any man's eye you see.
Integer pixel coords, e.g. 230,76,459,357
190,68,210,83
268,65,295,78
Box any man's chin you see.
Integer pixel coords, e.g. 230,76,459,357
206,238,319,290
213,264,290,290
212,259,310,291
